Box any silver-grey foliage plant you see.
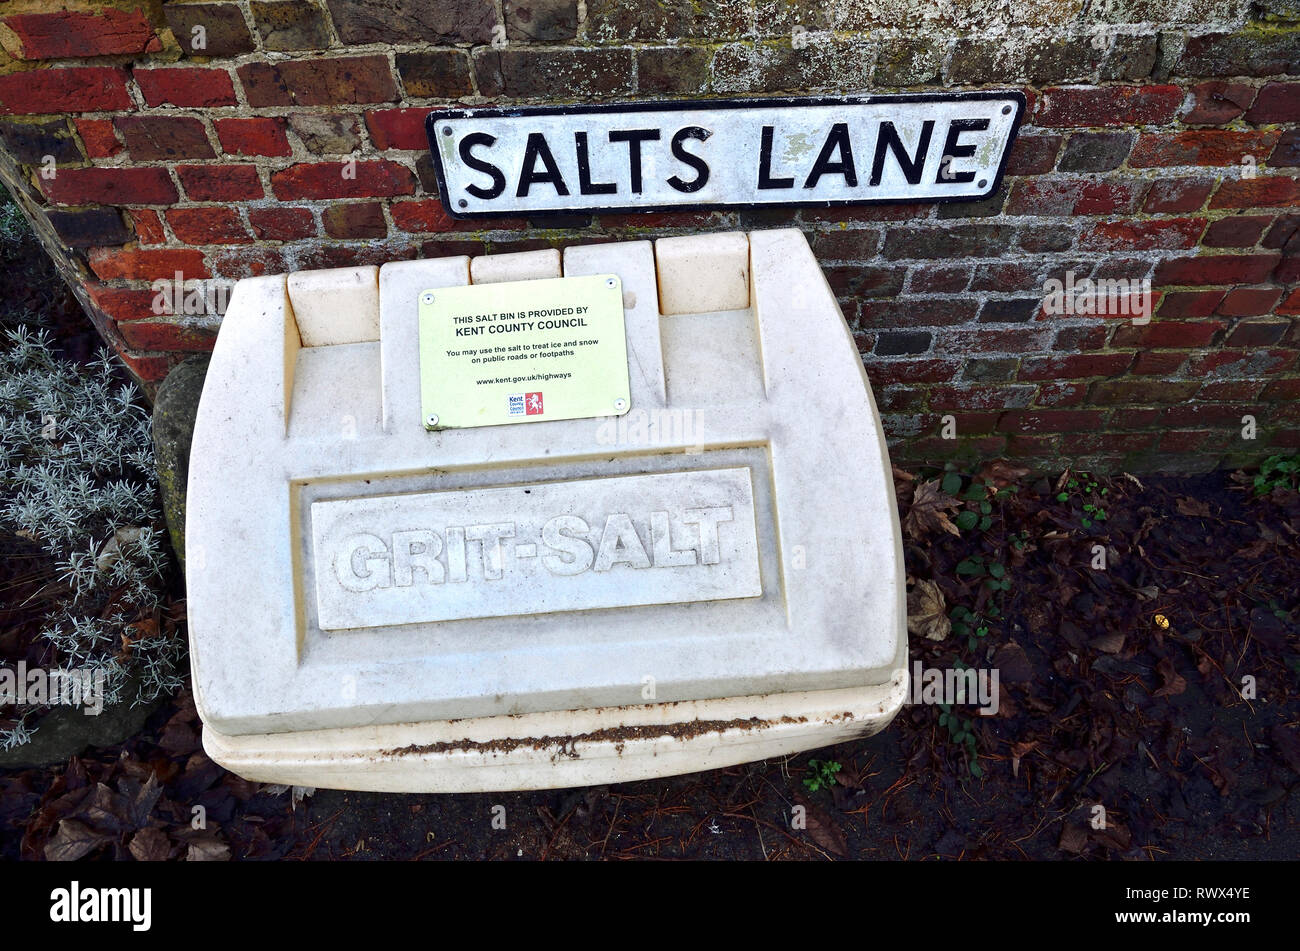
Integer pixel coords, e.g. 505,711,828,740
0,326,181,750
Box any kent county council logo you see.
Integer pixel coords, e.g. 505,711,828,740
526,392,543,415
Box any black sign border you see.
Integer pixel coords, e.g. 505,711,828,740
424,92,1027,220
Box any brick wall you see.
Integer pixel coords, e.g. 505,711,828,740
0,0,1296,473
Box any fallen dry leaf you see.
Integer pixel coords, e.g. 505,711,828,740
906,577,951,641
903,479,961,540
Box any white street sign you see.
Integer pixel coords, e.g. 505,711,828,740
428,93,1025,218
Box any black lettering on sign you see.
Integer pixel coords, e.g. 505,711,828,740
935,118,989,184
667,126,711,193
804,122,857,188
459,132,506,200
609,129,661,194
517,132,569,197
757,125,794,190
870,120,934,187
575,131,616,195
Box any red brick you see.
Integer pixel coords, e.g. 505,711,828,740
1,9,159,60
1142,178,1214,214
1071,432,1159,453
1211,176,1300,209
907,265,969,294
177,164,263,201
74,117,120,158
1079,218,1205,251
1183,81,1257,124
1111,319,1225,347
1261,378,1300,401
1159,430,1210,452
248,207,316,241
166,206,251,245
865,359,962,385
86,283,158,323
1017,353,1132,380
1202,215,1271,248
1183,348,1296,377
237,56,397,108
1036,85,1182,127
1003,133,1063,175
1129,130,1279,168
1006,178,1141,216
209,247,288,279
117,320,216,352
1198,380,1264,400
1153,254,1280,286
88,248,209,282
270,160,416,200
130,209,166,245
859,299,979,328
365,108,428,150
1089,379,1202,404
1053,324,1108,351
1131,350,1187,375
135,67,237,108
1036,381,1087,405
42,166,177,205
0,66,130,115
115,116,215,161
997,410,1106,432
1157,290,1227,317
214,117,291,157
1244,83,1300,124
1217,288,1284,318
391,199,461,233
323,202,387,239
1278,288,1300,315
115,350,175,383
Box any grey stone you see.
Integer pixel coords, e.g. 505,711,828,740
153,355,210,574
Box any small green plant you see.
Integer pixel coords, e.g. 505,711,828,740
938,701,982,777
1056,473,1108,529
802,758,842,792
1254,454,1300,495
939,469,1018,535
950,605,993,652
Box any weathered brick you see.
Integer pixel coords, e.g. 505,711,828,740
1129,130,1279,168
86,283,160,323
873,38,945,86
586,0,749,43
948,36,1096,85
1100,34,1159,82
0,117,79,165
177,164,264,201
860,299,979,328
135,67,237,108
164,2,255,57
117,319,217,352
908,265,969,293
1131,350,1187,375
638,47,712,95
131,209,166,245
882,225,1015,260
47,208,131,248
1223,317,1288,345
1202,215,1271,247
979,298,1041,323
89,247,209,281
873,331,933,356
166,206,251,245
997,410,1106,433
0,8,160,60
505,0,578,41
807,228,881,260
865,359,961,385
1277,288,1300,315
1183,81,1256,124
365,108,428,150
0,66,130,115
74,118,120,158
239,56,398,107
1016,225,1074,253
391,199,475,233
1006,178,1142,216
1142,177,1214,214
1210,176,1300,209
1111,319,1225,347
323,202,387,238
1004,133,1063,176
475,48,633,98
928,383,1036,410
1057,132,1133,172
248,206,316,241
936,185,1007,219
1089,379,1201,405
1245,82,1300,124
250,0,331,50
214,117,292,157
209,246,288,278
326,0,496,44
1263,214,1300,253
270,160,416,199
42,166,177,205
1157,290,1226,317
1177,30,1300,78
395,51,475,99
1036,85,1182,127
115,116,215,161
969,262,1037,292
1079,217,1204,251
1153,254,1280,286
288,113,362,154
1273,129,1300,167
1018,353,1132,380
114,350,176,383
1217,287,1283,317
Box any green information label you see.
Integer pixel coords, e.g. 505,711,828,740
418,274,631,430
